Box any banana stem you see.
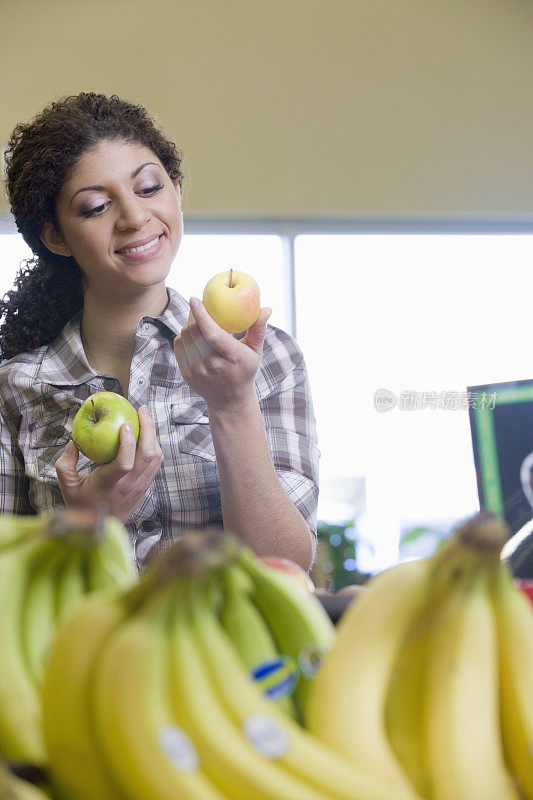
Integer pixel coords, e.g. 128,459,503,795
454,512,510,554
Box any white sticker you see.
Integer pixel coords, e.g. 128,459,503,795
243,713,290,759
158,725,199,773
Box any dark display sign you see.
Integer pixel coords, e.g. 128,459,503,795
469,379,533,537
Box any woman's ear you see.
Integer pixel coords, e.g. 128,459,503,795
40,222,72,257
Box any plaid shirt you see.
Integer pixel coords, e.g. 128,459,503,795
0,288,319,565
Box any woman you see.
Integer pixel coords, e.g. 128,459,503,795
0,93,319,570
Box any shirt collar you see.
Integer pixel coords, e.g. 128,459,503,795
36,287,190,386
155,287,190,336
36,311,97,386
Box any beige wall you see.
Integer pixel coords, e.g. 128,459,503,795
1,0,533,219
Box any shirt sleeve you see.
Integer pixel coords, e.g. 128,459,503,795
0,406,34,515
259,333,320,535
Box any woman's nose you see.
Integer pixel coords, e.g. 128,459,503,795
115,195,150,230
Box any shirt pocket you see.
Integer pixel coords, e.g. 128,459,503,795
25,408,92,484
170,401,215,461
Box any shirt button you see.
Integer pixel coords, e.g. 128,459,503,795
138,377,145,385
143,323,150,332
103,378,116,391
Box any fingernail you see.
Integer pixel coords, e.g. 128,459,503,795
189,297,199,309
123,422,133,433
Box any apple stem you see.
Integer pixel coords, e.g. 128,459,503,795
90,397,97,424
229,268,234,289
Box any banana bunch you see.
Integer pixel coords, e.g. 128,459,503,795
43,529,417,800
0,508,137,767
306,512,533,800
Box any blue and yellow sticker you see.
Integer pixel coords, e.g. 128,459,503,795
250,655,299,700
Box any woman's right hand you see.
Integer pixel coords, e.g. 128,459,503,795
55,405,164,522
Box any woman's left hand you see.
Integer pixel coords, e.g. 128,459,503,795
173,297,272,411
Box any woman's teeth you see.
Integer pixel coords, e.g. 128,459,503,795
119,235,161,254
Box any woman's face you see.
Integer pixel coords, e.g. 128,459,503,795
47,138,183,298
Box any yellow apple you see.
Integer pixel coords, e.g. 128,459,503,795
202,268,261,334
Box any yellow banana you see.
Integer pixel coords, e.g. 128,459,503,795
89,583,225,800
236,548,335,718
384,546,478,796
0,512,54,552
423,567,519,800
54,548,87,623
306,556,431,793
491,562,533,798
42,590,126,800
185,578,413,800
84,516,137,592
384,608,430,798
101,516,137,573
85,544,128,592
22,539,66,686
219,564,298,718
0,537,51,763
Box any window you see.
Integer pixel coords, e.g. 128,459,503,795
295,233,533,567
0,233,33,298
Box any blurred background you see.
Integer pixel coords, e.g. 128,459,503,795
2,0,533,587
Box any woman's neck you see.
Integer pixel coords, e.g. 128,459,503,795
80,283,168,374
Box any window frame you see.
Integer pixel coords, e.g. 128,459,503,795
181,215,533,341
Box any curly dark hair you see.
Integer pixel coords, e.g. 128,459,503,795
1,92,184,361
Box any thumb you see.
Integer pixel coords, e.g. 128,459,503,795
243,307,272,354
55,440,80,487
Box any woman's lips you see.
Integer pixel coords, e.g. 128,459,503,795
116,234,164,261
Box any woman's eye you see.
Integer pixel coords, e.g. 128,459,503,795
139,184,163,195
82,202,108,218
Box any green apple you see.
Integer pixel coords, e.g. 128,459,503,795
202,268,261,333
71,391,140,464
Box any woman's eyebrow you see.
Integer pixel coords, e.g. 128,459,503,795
131,161,159,178
69,162,160,205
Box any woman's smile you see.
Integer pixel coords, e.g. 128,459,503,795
115,233,165,260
